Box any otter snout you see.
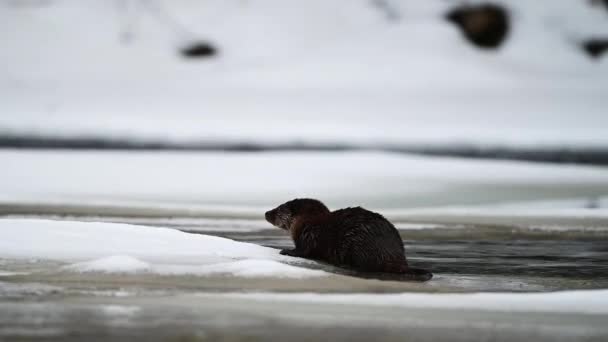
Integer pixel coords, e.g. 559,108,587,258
265,210,276,224
265,208,289,230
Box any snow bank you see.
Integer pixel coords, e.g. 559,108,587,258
210,290,608,314
2,150,608,210
1,0,607,148
0,219,324,278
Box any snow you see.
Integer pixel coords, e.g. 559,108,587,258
64,255,151,274
63,256,326,278
1,0,607,148
2,150,608,210
0,219,324,278
209,289,608,314
384,203,608,229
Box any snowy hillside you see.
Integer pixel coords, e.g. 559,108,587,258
1,0,607,148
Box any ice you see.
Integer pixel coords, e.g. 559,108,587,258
0,281,63,299
0,271,29,276
0,219,324,278
210,289,608,314
2,150,608,210
98,305,141,317
150,259,326,278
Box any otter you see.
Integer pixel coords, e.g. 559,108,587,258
265,198,432,281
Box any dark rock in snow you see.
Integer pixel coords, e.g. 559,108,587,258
180,42,218,59
446,3,510,49
589,0,608,12
582,39,608,59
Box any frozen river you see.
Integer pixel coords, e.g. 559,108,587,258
1,214,608,341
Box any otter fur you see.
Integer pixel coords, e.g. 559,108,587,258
265,198,432,281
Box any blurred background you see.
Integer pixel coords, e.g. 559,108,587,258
1,0,607,151
1,0,608,211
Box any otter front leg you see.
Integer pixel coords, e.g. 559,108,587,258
281,229,317,258
279,248,309,257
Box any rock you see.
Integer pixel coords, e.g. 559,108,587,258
446,3,510,49
180,42,218,59
589,0,608,12
582,39,608,59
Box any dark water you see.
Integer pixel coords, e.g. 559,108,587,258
410,240,608,279
185,224,608,291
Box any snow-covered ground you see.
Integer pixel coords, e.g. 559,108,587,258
2,149,608,211
0,219,324,278
1,0,607,148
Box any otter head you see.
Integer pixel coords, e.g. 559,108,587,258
265,198,330,231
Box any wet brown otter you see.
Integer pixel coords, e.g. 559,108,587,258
265,198,432,281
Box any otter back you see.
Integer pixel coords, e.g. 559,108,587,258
296,207,408,273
